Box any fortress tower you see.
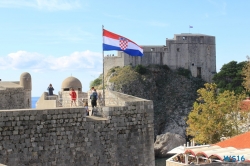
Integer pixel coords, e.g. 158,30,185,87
104,33,216,82
59,76,87,107
36,76,87,109
0,72,32,109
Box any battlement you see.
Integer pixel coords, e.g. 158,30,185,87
0,91,155,166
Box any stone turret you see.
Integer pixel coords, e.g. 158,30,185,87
0,72,32,109
20,72,32,90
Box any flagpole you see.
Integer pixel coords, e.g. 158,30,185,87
102,25,105,106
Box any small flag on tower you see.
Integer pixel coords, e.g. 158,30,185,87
189,25,193,28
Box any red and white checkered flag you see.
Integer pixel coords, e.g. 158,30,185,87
119,37,128,50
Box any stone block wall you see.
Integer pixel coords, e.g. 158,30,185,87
104,53,125,77
0,88,27,110
0,94,154,165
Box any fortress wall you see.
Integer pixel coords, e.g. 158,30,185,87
186,36,216,82
36,92,58,109
165,35,216,82
0,88,28,110
0,93,154,166
104,53,125,76
104,46,164,75
166,42,189,70
125,46,164,67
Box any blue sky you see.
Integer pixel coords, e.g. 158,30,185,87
0,0,249,96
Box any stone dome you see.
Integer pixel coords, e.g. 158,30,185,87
61,76,82,91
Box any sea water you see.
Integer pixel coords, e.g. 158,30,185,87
32,97,39,108
155,157,169,166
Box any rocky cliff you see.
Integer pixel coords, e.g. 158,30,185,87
104,65,205,141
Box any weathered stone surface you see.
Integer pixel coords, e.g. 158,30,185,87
0,92,155,166
0,88,29,110
154,132,185,158
105,66,205,149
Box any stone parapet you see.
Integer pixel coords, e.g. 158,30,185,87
0,92,154,166
0,88,27,110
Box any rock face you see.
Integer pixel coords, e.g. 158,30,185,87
154,132,185,158
105,65,205,139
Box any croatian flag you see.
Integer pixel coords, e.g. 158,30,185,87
103,29,143,56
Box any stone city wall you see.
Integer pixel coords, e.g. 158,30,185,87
0,93,154,166
0,88,27,110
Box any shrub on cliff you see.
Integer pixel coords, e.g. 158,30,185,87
135,64,147,74
161,65,170,70
109,66,140,85
176,68,191,78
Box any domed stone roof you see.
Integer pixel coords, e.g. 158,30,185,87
20,72,32,90
20,72,31,78
61,76,82,91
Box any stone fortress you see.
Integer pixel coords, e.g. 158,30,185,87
0,73,155,166
0,72,32,110
104,33,216,83
0,32,217,165
36,76,88,109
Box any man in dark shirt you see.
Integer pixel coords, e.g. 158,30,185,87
47,84,54,95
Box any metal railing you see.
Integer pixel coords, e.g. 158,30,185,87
57,98,87,107
44,95,123,107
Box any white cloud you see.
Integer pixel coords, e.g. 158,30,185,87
0,50,102,72
0,0,81,11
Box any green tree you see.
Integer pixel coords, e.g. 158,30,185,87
242,56,250,92
176,67,191,78
186,83,247,144
213,61,247,94
90,74,103,89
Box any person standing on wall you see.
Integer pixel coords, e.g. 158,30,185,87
83,102,89,116
90,89,98,114
69,88,77,107
47,84,54,95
